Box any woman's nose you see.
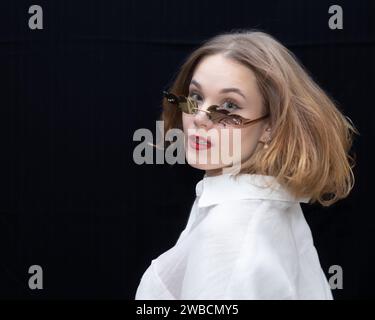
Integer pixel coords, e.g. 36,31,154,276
193,107,214,129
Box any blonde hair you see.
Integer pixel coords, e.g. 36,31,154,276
160,29,360,207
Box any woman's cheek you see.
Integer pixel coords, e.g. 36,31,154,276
240,128,259,159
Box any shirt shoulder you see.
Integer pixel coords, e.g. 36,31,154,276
196,173,310,208
179,199,304,299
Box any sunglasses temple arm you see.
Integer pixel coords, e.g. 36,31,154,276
241,114,270,127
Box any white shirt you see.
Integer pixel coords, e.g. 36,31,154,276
135,172,333,300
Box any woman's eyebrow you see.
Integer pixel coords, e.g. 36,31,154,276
190,79,247,100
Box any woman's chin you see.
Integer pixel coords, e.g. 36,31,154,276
185,157,224,171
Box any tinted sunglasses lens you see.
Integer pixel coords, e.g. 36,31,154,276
206,106,233,125
222,115,243,126
180,97,198,114
208,108,244,126
163,91,192,113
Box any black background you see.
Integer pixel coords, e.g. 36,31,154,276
0,0,374,299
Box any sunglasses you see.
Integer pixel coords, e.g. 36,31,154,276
163,91,269,128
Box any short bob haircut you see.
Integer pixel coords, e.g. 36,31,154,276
159,29,359,207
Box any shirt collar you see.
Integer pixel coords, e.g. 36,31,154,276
195,172,310,207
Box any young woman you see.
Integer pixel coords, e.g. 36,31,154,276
135,30,359,300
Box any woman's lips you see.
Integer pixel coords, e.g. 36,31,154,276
188,135,212,150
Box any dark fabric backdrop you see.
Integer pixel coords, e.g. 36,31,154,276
0,0,374,299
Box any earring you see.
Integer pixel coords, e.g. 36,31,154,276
263,138,270,149
263,128,272,149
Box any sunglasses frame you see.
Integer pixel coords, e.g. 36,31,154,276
163,90,270,128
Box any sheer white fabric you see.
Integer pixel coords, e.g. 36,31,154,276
135,173,333,300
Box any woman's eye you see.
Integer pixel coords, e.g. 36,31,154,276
189,92,202,101
220,100,239,112
188,92,240,112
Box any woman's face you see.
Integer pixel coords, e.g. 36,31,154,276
182,53,271,176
